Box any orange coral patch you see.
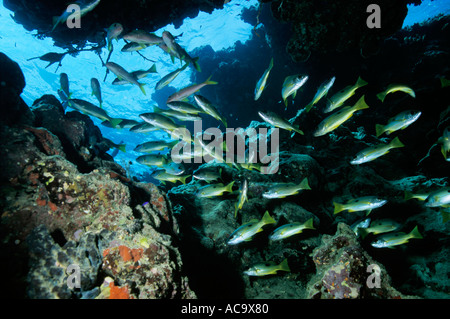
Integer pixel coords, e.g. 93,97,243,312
109,282,130,299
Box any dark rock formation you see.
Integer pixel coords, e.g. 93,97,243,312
0,53,195,299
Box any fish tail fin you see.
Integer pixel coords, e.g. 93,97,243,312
192,57,201,72
376,91,386,102
409,225,423,240
299,177,311,190
441,210,450,223
148,64,157,73
304,217,315,230
261,211,276,225
268,57,274,70
139,83,146,95
294,125,304,135
353,95,369,111
118,144,127,153
278,258,290,273
52,17,60,31
333,202,344,215
205,75,218,85
356,76,368,88
305,102,313,112
234,203,239,218
359,228,370,239
180,175,189,185
99,102,103,109
225,181,235,193
220,116,228,128
108,42,113,52
375,124,385,138
109,118,123,128
404,191,414,201
389,136,405,149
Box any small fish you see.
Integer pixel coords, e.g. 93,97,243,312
359,219,402,239
103,138,126,153
162,161,186,175
106,23,123,51
52,0,101,31
334,196,387,216
166,76,218,103
350,217,371,237
66,99,122,128
375,110,421,137
243,258,290,277
376,84,416,102
196,181,235,198
269,218,315,242
106,62,146,95
314,95,369,137
255,57,274,100
437,127,450,161
194,95,227,127
57,90,69,109
136,154,168,167
129,122,159,133
28,52,66,69
122,30,163,45
371,225,423,248
134,140,178,153
258,111,304,136
155,63,189,90
235,179,249,218
262,178,311,199
305,76,336,112
193,167,222,183
424,187,450,207
281,74,309,107
112,65,157,85
227,211,276,245
121,42,151,52
152,170,189,184
161,109,202,122
60,73,70,99
167,101,203,115
139,112,183,131
239,162,263,172
324,76,368,113
101,119,140,129
90,78,102,108
162,31,184,60
350,136,405,165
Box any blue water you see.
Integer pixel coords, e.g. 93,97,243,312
0,0,448,178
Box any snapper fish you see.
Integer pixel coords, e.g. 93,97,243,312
60,73,71,100
152,170,189,184
112,65,157,85
333,196,387,216
314,95,369,137
269,218,315,242
234,179,249,218
281,74,308,107
106,62,146,95
66,99,122,128
262,178,311,199
155,63,189,90
254,58,274,100
194,95,227,127
358,219,402,239
122,30,163,45
167,76,218,103
139,112,183,131
324,76,368,113
106,23,123,51
375,110,421,137
196,181,235,198
350,137,405,165
134,140,178,153
244,259,290,277
193,167,222,183
376,84,416,102
424,187,450,207
371,226,422,248
305,76,336,112
90,78,102,108
227,211,276,245
258,111,304,136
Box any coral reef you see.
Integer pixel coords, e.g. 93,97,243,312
0,54,195,299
